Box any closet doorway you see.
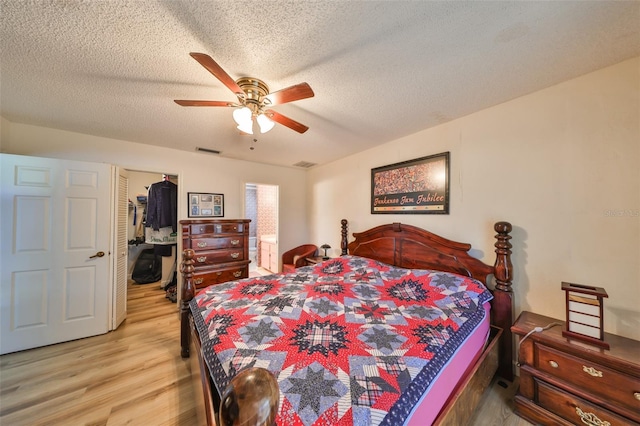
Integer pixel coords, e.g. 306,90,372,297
244,183,279,275
125,170,178,300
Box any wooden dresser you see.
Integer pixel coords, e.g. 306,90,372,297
512,311,640,426
180,219,250,290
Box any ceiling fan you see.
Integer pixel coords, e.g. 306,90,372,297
175,53,314,134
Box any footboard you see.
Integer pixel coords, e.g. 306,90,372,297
189,316,217,426
180,249,196,358
181,248,217,425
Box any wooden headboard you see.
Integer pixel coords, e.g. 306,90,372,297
339,219,514,380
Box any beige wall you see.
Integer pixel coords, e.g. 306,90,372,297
0,123,310,270
308,57,640,340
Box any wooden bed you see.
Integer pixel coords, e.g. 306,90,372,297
180,219,514,425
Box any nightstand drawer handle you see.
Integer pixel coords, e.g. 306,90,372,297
548,360,558,368
582,366,603,377
231,239,240,245
230,252,240,259
233,271,242,277
197,256,206,263
575,406,610,426
634,392,640,401
197,242,207,248
194,278,204,285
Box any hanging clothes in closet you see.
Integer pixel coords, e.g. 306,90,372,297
145,175,178,253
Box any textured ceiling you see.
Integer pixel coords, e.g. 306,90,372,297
1,1,639,168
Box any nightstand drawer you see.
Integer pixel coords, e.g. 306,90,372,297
537,380,633,426
536,343,640,415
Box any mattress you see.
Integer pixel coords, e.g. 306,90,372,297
406,303,490,425
190,255,493,425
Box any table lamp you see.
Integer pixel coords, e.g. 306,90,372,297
320,244,331,260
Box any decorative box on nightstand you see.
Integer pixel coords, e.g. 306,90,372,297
512,311,640,426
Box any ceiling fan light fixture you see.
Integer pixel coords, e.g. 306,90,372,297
233,106,252,126
236,121,254,134
257,113,275,133
176,53,314,134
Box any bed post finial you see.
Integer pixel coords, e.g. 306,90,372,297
493,221,513,293
180,248,195,358
341,219,348,255
493,221,514,381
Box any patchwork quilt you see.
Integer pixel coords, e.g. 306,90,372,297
190,255,493,426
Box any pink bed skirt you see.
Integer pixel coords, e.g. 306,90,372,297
406,303,491,425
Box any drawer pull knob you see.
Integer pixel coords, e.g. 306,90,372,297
230,252,240,259
231,239,240,245
634,392,640,401
575,406,610,426
548,360,558,368
582,366,603,377
197,256,206,263
197,242,207,248
233,271,242,277
194,278,204,285
217,272,222,275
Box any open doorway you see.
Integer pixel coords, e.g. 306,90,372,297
125,170,178,303
244,183,279,276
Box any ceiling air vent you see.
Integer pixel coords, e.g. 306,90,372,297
196,147,221,155
293,161,316,168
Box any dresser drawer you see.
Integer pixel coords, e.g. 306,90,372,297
191,266,248,289
536,343,640,415
189,222,244,235
190,236,244,251
536,379,634,426
191,249,245,265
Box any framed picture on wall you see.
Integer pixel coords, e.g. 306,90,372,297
371,152,450,214
188,192,224,218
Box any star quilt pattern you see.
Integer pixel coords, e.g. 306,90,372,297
190,255,493,426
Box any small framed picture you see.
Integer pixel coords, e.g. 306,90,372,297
187,192,224,217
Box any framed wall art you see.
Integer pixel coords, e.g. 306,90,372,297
188,192,224,218
371,152,450,214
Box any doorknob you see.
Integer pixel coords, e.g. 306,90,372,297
89,251,105,259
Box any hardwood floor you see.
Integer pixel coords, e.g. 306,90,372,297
1,281,533,426
468,377,534,426
0,281,197,425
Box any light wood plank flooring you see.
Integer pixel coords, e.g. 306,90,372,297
1,281,532,425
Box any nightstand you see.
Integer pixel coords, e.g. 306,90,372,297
305,256,330,265
512,311,640,425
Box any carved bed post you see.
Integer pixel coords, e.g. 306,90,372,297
180,248,195,358
493,221,514,381
341,219,349,255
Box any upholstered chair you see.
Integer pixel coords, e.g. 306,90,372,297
281,244,317,273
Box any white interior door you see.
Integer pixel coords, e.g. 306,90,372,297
111,167,128,329
0,154,112,355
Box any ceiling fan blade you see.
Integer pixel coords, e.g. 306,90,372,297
189,52,244,96
263,83,314,106
174,100,239,107
264,109,309,134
